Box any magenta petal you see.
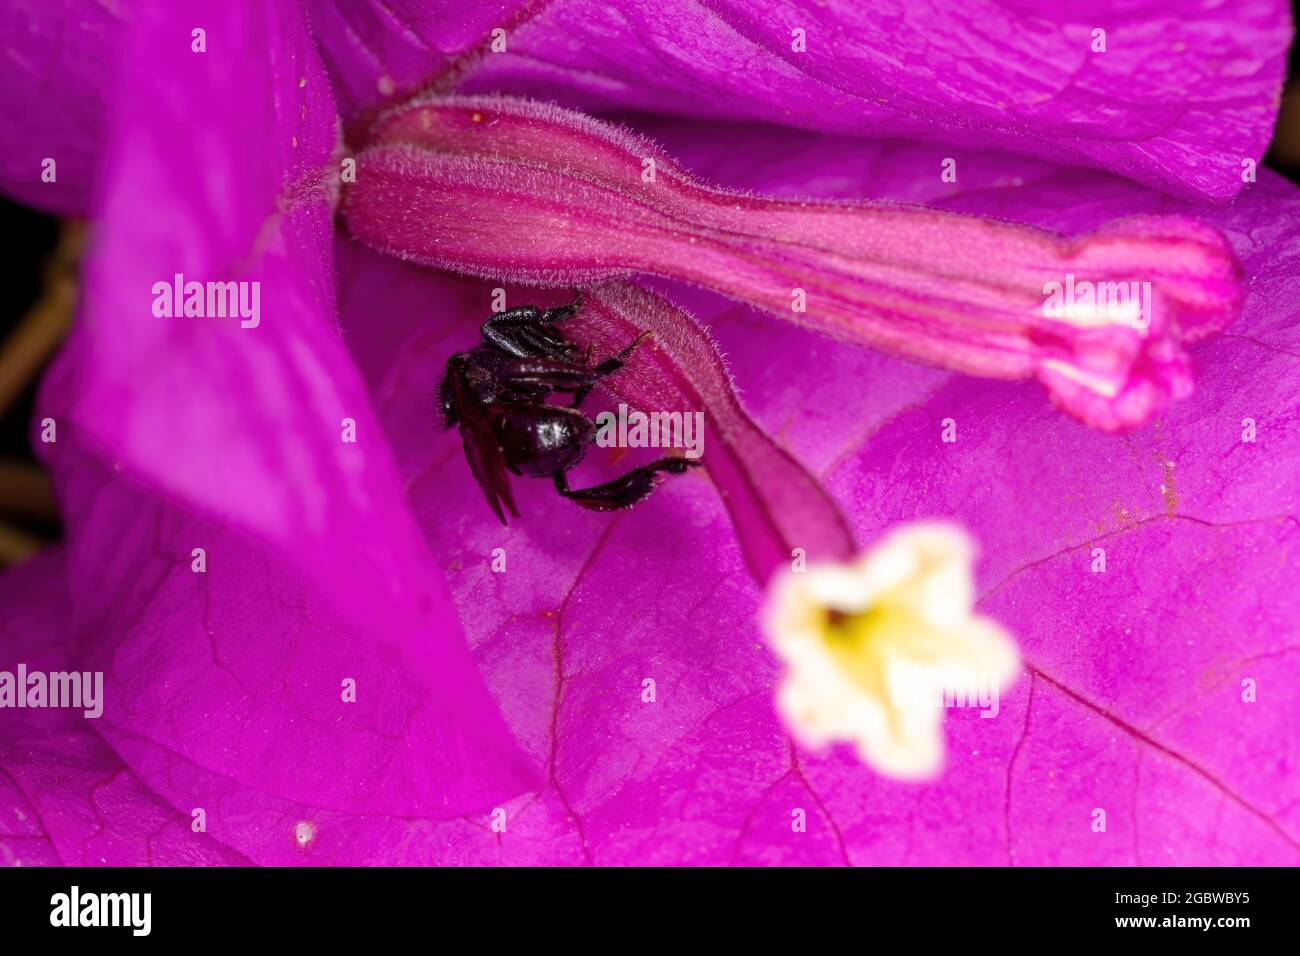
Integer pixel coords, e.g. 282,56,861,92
138,142,1296,860
304,0,530,121
327,132,1300,863
0,552,249,866
820,186,1300,864
41,1,533,819
0,0,122,216
459,0,1291,202
344,95,1243,430
2,0,1293,867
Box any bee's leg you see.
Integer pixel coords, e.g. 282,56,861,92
572,330,653,407
489,305,543,323
481,307,575,358
541,289,584,324
553,458,698,511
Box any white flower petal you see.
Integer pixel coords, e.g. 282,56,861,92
762,522,1020,780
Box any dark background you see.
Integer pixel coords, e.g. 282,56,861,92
0,204,55,456
3,26,1299,560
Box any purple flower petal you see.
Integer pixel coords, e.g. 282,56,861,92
458,0,1291,202
335,133,1298,863
0,0,122,216
0,552,249,866
37,0,534,824
1,2,1294,868
1,2,1289,209
39,121,1288,866
28,129,1291,861
304,0,533,121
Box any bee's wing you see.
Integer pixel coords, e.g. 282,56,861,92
450,376,518,524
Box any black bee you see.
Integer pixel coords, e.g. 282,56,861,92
440,292,697,523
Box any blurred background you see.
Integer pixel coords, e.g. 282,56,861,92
0,207,68,564
3,25,1300,568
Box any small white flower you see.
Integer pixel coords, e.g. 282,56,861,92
762,523,1019,780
